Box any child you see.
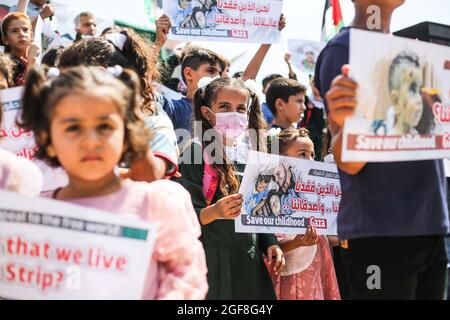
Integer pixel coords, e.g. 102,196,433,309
0,87,43,195
315,0,448,299
162,47,222,134
266,78,307,130
58,30,178,181
269,127,341,300
18,65,208,299
175,77,284,299
1,12,40,86
387,51,424,134
245,172,272,216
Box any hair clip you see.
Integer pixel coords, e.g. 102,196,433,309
197,75,220,90
106,65,124,77
244,79,258,95
105,33,127,52
47,67,60,79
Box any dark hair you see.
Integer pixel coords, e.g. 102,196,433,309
270,127,311,155
58,37,128,68
19,65,151,167
193,77,266,195
262,73,282,91
59,28,159,115
266,78,307,115
181,47,221,84
255,173,272,188
41,47,64,67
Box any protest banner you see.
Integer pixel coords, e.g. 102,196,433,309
163,0,283,43
235,151,340,235
342,29,450,162
287,39,325,76
0,87,69,191
0,190,157,300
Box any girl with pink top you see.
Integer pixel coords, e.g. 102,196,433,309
18,65,208,299
269,128,340,300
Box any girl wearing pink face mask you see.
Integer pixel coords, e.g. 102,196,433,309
175,77,285,299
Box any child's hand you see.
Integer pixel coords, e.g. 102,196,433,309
213,194,243,219
294,225,320,247
155,14,171,47
267,245,285,275
28,43,41,61
284,53,292,65
278,14,286,31
121,150,165,182
326,64,358,136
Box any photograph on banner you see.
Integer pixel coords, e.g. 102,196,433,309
235,151,340,235
0,190,157,300
0,87,68,191
163,0,283,43
342,29,450,162
287,39,325,76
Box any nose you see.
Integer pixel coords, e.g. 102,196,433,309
81,129,102,149
299,103,306,112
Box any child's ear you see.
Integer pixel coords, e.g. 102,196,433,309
275,98,285,112
390,89,399,105
46,145,57,158
200,106,212,122
183,67,194,84
1,35,8,46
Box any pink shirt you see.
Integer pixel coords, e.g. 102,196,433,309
43,179,208,300
0,149,43,196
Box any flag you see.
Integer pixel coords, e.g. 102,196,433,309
321,0,345,42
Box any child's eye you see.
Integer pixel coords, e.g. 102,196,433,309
238,106,247,113
98,123,113,131
409,82,418,94
65,125,80,132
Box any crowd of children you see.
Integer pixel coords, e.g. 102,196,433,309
0,0,448,300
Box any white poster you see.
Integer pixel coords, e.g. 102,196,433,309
342,29,450,162
0,87,68,191
235,151,340,235
163,0,283,43
288,39,325,76
0,190,157,300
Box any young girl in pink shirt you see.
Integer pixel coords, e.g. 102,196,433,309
270,128,340,300
18,65,208,299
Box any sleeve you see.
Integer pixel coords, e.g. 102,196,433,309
314,45,349,112
147,180,208,300
144,104,179,176
258,233,279,256
173,143,207,217
160,95,177,127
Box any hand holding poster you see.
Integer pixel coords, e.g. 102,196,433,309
288,39,325,76
235,151,340,235
163,0,283,43
342,29,450,162
0,190,156,300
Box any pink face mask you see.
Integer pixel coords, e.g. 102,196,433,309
214,112,249,141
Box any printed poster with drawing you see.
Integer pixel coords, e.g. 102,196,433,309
163,0,283,43
342,29,450,162
0,87,68,191
288,39,325,76
0,190,157,300
235,151,340,235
